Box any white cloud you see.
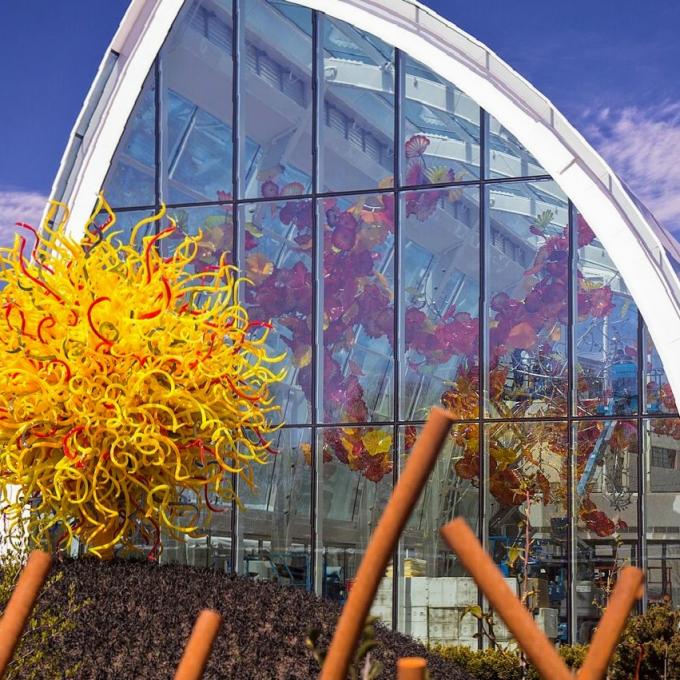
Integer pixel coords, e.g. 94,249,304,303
0,188,48,250
582,102,680,236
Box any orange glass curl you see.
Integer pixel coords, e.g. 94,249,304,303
0,197,285,557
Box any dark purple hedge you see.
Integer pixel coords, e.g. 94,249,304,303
32,559,473,679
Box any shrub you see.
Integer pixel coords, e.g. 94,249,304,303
434,603,680,680
608,602,680,680
0,547,87,679
22,558,474,679
433,643,587,680
307,615,384,680
526,643,587,679
434,644,524,680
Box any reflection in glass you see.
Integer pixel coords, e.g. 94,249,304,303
158,460,234,571
401,187,480,420
644,324,677,414
575,211,639,416
402,55,480,186
398,425,479,643
646,419,680,607
102,71,156,208
88,0,680,643
485,421,569,643
321,16,394,192
161,505,234,572
576,420,638,642
487,113,546,179
91,209,154,245
161,0,234,204
487,181,569,417
242,200,313,424
241,0,312,199
240,428,312,588
320,194,395,422
320,426,393,621
163,204,234,267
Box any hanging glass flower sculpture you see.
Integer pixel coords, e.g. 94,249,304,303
0,197,285,557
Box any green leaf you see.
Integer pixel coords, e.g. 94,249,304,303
368,660,384,679
463,604,483,620
356,639,378,660
507,545,521,566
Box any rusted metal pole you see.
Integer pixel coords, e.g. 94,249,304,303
319,407,453,680
397,656,427,680
0,550,52,677
174,609,222,680
576,566,644,680
440,518,572,680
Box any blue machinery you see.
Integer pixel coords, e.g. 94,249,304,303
577,418,617,496
577,355,637,496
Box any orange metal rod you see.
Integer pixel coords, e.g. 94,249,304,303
319,407,453,680
174,609,222,680
0,550,52,678
576,566,644,680
397,657,427,680
440,518,572,680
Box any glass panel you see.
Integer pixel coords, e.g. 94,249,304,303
163,204,234,267
157,473,234,569
398,424,479,645
161,0,234,204
321,16,394,192
161,505,233,571
487,113,547,180
644,323,677,414
241,0,312,199
646,419,680,607
320,425,393,621
320,194,395,423
576,212,639,416
90,209,155,245
486,421,569,644
242,199,313,424
576,419,638,642
102,70,156,208
486,181,569,418
240,428,312,588
402,54,480,186
401,186,480,420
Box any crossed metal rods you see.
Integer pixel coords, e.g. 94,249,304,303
0,408,642,680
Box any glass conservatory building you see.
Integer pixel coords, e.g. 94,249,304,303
48,0,680,647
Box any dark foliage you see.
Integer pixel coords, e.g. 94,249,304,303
433,643,587,680
435,602,680,680
30,559,473,680
0,549,85,679
609,601,680,680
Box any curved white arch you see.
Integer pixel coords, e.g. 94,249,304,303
48,0,680,402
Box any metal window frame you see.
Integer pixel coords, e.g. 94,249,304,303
100,0,680,642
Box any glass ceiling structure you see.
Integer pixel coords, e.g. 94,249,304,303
47,0,680,649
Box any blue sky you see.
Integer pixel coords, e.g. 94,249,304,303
1,0,679,237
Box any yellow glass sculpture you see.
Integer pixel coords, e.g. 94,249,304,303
0,197,285,557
